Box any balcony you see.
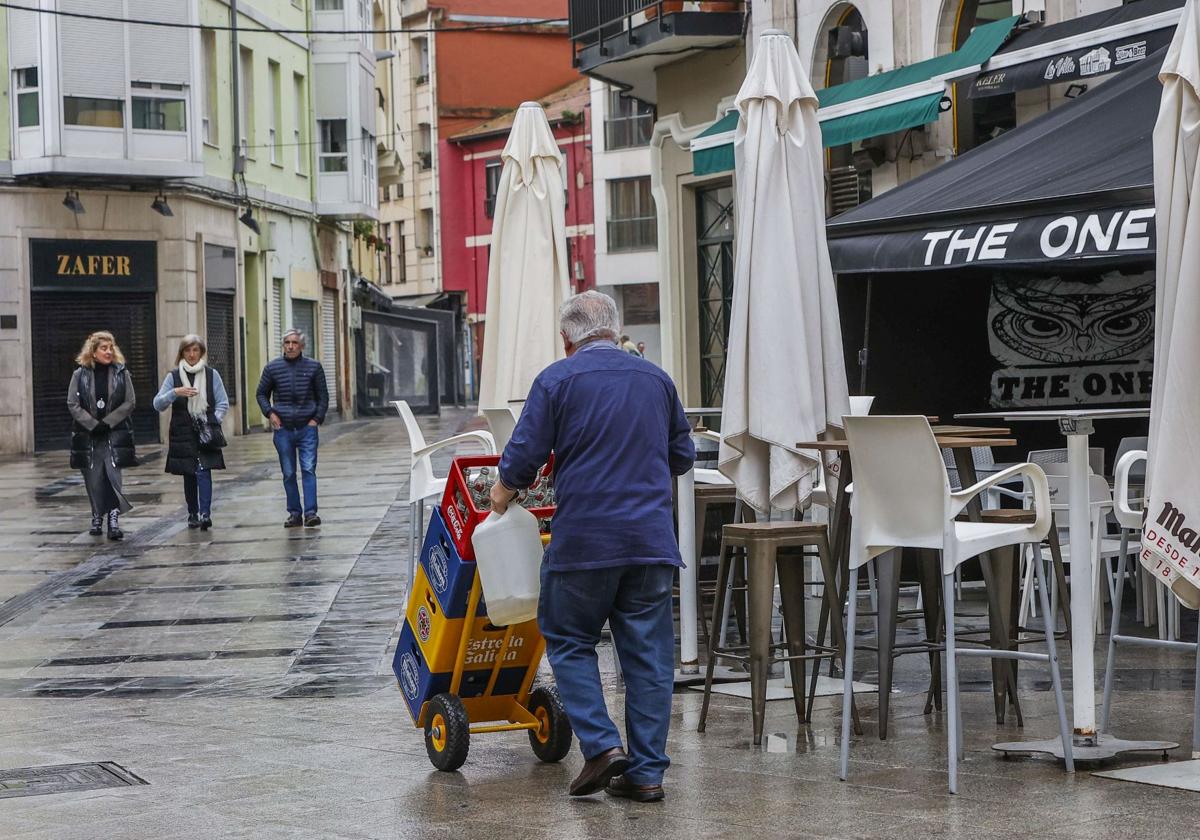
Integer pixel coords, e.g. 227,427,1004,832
569,1,745,103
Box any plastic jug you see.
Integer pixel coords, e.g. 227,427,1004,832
470,504,544,626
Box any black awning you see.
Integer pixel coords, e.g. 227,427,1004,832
827,50,1162,274
970,0,1182,97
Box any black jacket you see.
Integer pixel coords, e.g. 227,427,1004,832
67,364,137,470
165,369,227,475
255,355,329,429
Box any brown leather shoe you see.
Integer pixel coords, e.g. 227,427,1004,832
568,747,630,796
606,774,665,803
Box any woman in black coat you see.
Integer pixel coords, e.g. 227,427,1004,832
66,331,137,540
152,335,229,530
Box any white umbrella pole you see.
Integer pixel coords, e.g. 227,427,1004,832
677,469,699,675
1067,428,1096,737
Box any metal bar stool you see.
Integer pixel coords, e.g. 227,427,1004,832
698,521,849,745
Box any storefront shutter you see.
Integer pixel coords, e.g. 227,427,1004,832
205,292,237,404
292,299,316,353
31,292,159,449
271,278,284,358
321,289,340,412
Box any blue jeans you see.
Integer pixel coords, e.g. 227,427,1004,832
273,425,319,516
183,468,212,516
538,562,676,785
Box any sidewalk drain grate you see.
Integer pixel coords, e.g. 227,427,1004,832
0,762,148,799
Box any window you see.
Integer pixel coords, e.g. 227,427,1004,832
359,0,371,49
239,47,254,157
420,209,434,254
607,177,657,251
484,160,502,218
294,74,308,173
318,119,348,172
132,96,186,131
396,221,407,283
201,30,218,143
14,67,38,128
268,61,282,163
413,37,430,83
316,0,343,9
64,97,124,128
417,123,432,170
362,130,376,197
605,88,654,150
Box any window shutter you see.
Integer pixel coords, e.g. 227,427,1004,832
60,0,126,98
8,6,40,68
314,63,347,120
359,69,375,135
128,0,191,85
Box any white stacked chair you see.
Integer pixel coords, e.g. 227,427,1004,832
392,400,495,584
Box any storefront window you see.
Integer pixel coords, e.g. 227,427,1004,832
64,97,124,128
132,97,187,131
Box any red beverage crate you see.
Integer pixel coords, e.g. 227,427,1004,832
439,454,555,561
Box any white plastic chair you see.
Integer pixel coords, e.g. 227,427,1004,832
1028,447,1105,477
838,416,1073,793
392,400,496,583
1100,450,1199,755
1025,473,1135,634
482,407,519,453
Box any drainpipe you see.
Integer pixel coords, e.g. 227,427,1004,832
231,0,245,178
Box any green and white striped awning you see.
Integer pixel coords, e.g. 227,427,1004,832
691,15,1020,176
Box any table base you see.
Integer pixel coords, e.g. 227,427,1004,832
992,733,1178,762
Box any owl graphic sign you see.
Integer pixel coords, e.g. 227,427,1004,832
987,271,1155,407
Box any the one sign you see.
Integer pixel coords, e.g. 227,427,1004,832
31,239,157,293
987,270,1154,408
827,207,1155,274
969,28,1175,97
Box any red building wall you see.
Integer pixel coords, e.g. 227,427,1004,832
441,111,595,318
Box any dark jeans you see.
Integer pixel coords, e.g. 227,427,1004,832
183,468,213,516
538,562,676,785
273,425,319,516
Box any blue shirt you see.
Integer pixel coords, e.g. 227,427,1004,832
498,341,696,571
151,368,230,422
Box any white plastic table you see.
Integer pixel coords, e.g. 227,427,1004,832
957,408,1176,760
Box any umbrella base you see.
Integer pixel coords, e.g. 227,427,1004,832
992,733,1178,762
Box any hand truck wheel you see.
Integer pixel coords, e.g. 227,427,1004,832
425,693,470,771
527,684,573,763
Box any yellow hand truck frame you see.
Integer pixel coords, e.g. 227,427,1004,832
419,536,571,771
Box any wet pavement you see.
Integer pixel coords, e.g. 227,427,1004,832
0,411,1196,838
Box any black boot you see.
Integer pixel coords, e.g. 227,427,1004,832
89,515,103,536
107,510,124,541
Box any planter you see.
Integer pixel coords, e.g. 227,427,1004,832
644,1,685,20
697,2,739,10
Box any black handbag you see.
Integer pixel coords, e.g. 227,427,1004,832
193,416,227,451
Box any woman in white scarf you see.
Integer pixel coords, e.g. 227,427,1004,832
152,335,230,529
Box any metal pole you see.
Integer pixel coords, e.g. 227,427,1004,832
1066,424,1096,738
677,469,698,674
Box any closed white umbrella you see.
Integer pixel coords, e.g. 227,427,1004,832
477,103,572,411
1144,0,1200,611
718,30,851,513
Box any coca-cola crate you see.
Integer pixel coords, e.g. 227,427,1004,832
439,454,555,561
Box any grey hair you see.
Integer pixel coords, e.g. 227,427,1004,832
282,328,306,347
559,291,620,344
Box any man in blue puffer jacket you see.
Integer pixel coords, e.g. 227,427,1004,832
256,329,329,527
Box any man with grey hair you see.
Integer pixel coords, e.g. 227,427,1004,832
490,290,695,803
256,329,329,527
